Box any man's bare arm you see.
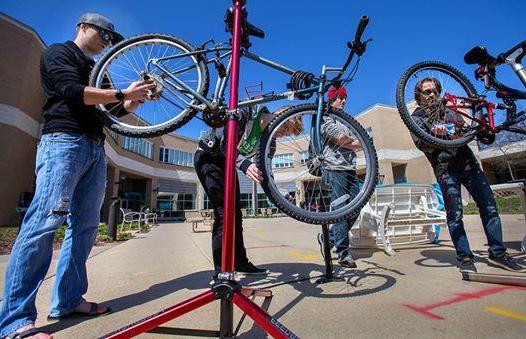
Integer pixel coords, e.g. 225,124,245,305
332,133,362,150
83,80,156,105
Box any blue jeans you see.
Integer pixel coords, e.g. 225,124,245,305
438,163,506,261
324,170,360,258
0,133,106,336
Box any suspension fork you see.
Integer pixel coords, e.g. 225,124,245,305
312,66,343,153
313,74,327,153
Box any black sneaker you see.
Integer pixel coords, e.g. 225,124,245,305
488,254,525,272
338,254,357,268
459,257,477,273
235,262,269,275
317,233,326,259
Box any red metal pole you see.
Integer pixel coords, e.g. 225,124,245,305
104,290,216,338
222,0,244,272
233,293,294,339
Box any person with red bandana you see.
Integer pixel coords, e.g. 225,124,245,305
317,85,363,268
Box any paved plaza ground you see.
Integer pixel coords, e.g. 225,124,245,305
1,214,525,338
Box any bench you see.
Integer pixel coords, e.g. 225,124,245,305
141,208,158,226
190,209,214,233
350,184,447,255
119,208,143,232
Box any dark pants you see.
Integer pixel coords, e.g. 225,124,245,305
323,169,360,258
194,150,249,271
438,163,506,261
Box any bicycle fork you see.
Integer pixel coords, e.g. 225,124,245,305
312,66,344,154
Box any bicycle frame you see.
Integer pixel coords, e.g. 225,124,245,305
442,93,526,135
147,43,350,153
148,46,326,109
436,49,526,136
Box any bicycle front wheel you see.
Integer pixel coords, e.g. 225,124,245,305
396,61,479,149
258,104,378,224
90,34,210,137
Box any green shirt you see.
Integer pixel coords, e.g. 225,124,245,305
238,110,262,156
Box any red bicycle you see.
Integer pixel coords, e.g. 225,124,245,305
396,41,526,148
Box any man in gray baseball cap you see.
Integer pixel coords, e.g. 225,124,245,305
0,11,156,339
77,12,124,45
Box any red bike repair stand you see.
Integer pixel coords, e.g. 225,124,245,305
102,2,297,338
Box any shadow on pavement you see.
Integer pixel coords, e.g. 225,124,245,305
40,260,404,336
238,261,404,338
415,247,526,271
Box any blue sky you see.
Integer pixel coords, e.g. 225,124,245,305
2,0,525,139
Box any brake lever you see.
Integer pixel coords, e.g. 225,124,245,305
347,38,373,56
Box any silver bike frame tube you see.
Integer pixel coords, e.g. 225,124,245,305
237,87,318,107
156,47,231,63
151,59,213,109
505,48,526,87
243,50,296,75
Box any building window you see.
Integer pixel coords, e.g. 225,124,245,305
203,193,210,210
257,193,271,208
159,146,193,167
176,193,195,210
157,193,195,211
300,151,309,165
122,136,153,159
239,193,252,209
204,193,270,210
156,195,174,211
272,153,294,168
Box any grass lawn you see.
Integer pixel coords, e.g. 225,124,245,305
0,223,150,255
464,197,523,215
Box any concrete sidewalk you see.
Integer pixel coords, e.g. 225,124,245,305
1,214,525,338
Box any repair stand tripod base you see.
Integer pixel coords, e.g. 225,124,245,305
101,282,283,339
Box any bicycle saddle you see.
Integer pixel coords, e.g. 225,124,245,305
464,45,496,65
225,7,265,39
247,21,265,39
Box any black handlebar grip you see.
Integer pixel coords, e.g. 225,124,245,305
354,16,369,42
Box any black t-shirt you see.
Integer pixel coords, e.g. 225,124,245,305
40,41,105,137
410,107,477,178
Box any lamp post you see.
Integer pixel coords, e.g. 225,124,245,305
107,174,127,240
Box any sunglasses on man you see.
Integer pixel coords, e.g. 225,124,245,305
88,24,113,44
421,88,439,96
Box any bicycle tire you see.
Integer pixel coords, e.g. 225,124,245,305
89,33,210,137
258,104,378,224
396,61,478,149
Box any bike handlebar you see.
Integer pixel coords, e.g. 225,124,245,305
497,39,526,64
333,16,370,83
354,16,369,42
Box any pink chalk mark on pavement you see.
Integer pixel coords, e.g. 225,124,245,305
403,286,526,320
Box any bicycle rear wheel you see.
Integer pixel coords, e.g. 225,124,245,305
90,34,209,137
258,104,378,224
396,61,479,149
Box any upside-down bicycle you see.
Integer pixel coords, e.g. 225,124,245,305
396,41,526,149
90,5,378,224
